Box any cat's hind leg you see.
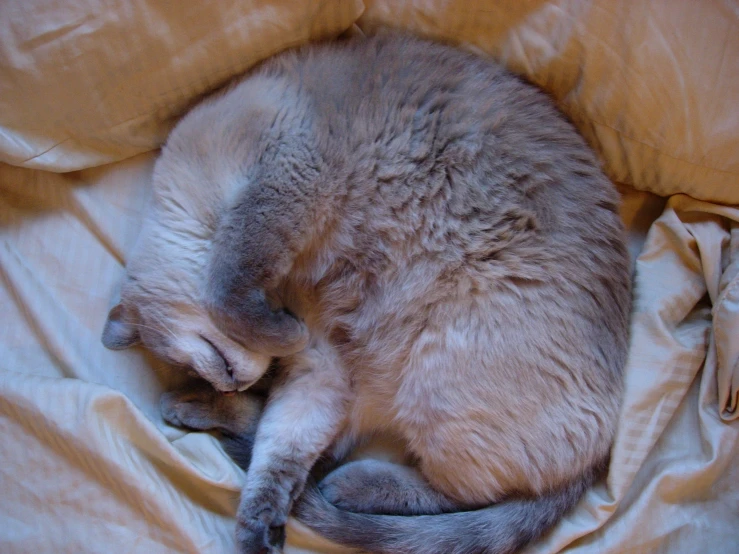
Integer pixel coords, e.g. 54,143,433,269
161,382,264,469
318,459,460,515
160,381,264,435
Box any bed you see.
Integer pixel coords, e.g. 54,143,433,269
1,1,737,553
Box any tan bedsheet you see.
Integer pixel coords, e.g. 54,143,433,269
1,153,737,553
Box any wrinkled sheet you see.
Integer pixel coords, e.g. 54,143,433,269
1,155,737,554
1,1,739,551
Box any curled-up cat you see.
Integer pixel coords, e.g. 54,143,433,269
102,32,631,554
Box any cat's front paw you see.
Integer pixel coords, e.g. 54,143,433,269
236,502,287,554
206,286,308,357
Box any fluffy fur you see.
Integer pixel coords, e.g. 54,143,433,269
103,33,631,554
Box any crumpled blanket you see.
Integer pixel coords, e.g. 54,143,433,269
1,156,737,553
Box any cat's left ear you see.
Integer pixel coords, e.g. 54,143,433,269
102,303,140,350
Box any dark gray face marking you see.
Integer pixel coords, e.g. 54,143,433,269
199,334,233,377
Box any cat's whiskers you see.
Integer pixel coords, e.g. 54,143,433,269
135,319,179,342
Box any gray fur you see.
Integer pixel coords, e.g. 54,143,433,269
104,32,631,554
318,459,459,515
294,461,604,554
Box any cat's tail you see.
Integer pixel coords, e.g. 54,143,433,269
293,471,596,554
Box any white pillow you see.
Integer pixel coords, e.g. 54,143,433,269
3,0,737,206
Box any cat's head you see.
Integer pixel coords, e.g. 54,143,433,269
101,143,272,393
101,236,273,393
101,72,302,393
102,292,272,394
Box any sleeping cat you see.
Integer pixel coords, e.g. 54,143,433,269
102,33,631,554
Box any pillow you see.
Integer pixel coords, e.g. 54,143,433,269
359,0,739,205
3,1,737,205
0,0,363,172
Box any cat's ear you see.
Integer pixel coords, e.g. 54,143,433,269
102,303,140,350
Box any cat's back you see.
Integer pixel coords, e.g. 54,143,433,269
265,33,630,373
276,33,546,163
270,34,627,292
269,33,620,234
